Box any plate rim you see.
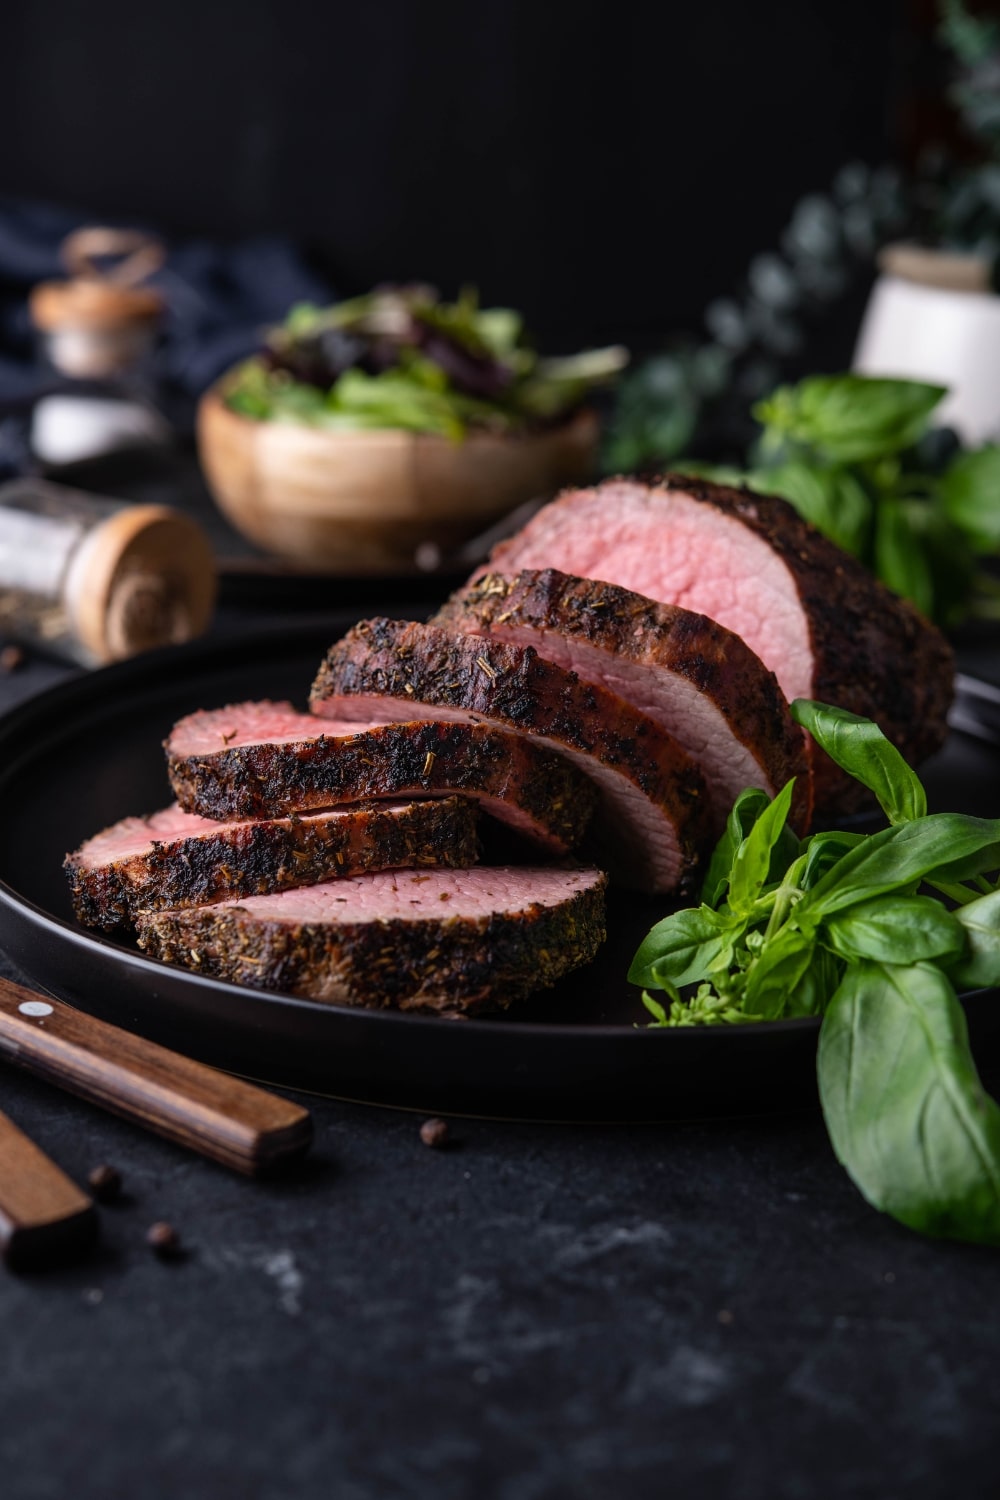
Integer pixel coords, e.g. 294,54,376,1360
0,618,994,1045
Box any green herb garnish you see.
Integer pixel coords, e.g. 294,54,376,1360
631,699,1000,1244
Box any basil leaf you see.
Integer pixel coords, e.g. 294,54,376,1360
939,445,1000,555
641,990,670,1024
873,497,934,615
907,502,979,632
818,962,1000,1244
800,814,1000,920
948,890,1000,990
797,830,867,891
741,929,816,1020
753,375,946,466
785,946,843,1017
700,788,771,907
790,699,927,825
751,462,872,556
822,895,965,964
728,780,797,916
628,906,735,990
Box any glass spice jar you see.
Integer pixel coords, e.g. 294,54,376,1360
28,227,169,467
30,227,165,383
0,479,217,667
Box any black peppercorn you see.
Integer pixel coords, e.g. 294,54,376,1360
87,1163,122,1202
420,1118,450,1148
146,1221,182,1258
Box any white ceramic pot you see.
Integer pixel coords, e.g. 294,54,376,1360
853,258,1000,445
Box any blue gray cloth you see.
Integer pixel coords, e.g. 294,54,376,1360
0,195,335,472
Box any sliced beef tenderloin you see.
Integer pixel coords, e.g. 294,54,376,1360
310,618,712,894
435,568,811,833
136,865,607,1015
481,476,954,813
66,797,479,931
166,701,594,856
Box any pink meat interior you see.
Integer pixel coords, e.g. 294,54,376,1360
169,701,392,755
75,804,223,865
496,482,813,703
197,866,603,923
73,802,417,868
312,690,682,890
475,621,778,805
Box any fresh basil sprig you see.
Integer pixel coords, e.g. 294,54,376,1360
682,373,1000,627
631,698,1000,1244
790,699,926,824
819,962,1000,1244
754,375,947,466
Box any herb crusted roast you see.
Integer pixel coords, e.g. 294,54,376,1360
435,568,811,833
479,476,954,812
166,701,595,856
66,797,479,930
310,618,713,895
136,865,607,1015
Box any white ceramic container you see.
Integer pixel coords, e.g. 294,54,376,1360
854,268,1000,445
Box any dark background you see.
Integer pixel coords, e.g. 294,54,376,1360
2,0,917,353
4,10,1000,1500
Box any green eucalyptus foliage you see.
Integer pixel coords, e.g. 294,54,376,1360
631,700,1000,1244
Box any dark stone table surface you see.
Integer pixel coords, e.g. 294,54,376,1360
2,461,1000,1499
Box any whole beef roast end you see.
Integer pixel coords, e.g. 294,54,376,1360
480,476,954,813
136,865,608,1015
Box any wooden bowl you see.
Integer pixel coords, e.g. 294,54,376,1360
197,385,600,573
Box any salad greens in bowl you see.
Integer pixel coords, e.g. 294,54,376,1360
199,287,626,573
223,285,627,439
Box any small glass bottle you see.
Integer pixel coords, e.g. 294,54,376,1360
28,227,169,467
0,479,217,667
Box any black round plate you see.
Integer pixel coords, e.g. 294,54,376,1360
0,618,996,1120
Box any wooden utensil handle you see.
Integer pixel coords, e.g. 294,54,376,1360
0,978,312,1176
0,1109,97,1268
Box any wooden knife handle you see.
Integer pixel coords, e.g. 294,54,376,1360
0,978,313,1176
0,1109,97,1268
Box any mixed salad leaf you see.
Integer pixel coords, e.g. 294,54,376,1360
632,700,1000,1244
682,372,1000,627
224,285,627,440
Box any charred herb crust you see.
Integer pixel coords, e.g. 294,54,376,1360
167,718,595,855
311,618,712,889
435,568,812,831
66,797,479,931
136,873,608,1016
